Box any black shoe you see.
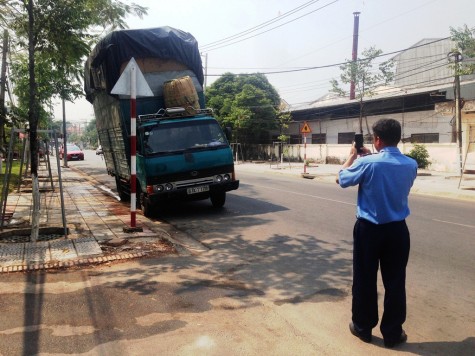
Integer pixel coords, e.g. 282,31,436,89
349,322,372,343
384,330,408,348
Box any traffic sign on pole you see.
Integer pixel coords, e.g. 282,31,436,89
111,58,153,97
301,121,312,134
112,58,153,232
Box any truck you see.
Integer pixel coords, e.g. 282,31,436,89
84,27,239,216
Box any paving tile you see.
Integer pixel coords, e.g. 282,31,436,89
49,239,78,261
0,243,25,266
73,237,103,257
25,241,51,263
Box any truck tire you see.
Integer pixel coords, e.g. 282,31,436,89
142,198,154,218
116,177,130,202
210,191,226,208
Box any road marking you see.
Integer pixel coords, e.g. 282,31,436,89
432,219,475,229
250,184,356,206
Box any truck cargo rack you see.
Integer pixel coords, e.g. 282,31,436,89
138,107,214,122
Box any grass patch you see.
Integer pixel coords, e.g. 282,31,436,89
0,160,23,193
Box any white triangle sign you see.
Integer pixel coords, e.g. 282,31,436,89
111,57,154,97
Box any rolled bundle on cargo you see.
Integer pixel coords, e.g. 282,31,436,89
163,76,200,115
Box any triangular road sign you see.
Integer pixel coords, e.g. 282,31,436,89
111,57,154,97
301,121,312,134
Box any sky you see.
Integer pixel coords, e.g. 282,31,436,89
53,0,475,123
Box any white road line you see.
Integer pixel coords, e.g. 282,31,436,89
432,219,475,229
250,183,356,206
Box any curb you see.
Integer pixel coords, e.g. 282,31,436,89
0,251,148,274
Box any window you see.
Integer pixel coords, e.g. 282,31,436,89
143,119,227,154
410,133,439,143
312,133,326,144
338,132,355,144
290,135,302,144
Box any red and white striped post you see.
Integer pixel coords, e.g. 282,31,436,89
303,133,307,174
130,64,137,228
111,57,152,232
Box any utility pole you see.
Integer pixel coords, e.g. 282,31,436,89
201,52,208,94
451,51,463,176
62,98,68,167
350,12,360,101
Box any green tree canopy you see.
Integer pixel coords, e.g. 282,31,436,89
330,46,394,133
450,24,475,75
330,46,394,99
206,73,281,144
1,0,146,241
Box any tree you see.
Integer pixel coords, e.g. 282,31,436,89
330,46,394,133
81,119,98,148
450,24,475,76
206,73,281,144
3,0,147,241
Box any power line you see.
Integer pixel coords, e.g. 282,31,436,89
200,0,323,50
200,0,339,52
206,37,452,77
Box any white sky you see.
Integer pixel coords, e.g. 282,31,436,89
54,0,475,123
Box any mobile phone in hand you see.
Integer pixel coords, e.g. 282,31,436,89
354,133,364,153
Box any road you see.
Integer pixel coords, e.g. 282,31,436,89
0,150,473,355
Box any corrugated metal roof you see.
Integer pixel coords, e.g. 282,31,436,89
291,80,475,112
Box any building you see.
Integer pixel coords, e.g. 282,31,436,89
281,38,475,173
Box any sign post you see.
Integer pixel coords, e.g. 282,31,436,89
300,121,312,174
111,58,153,232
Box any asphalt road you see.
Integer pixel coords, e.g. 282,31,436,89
79,150,475,353
1,150,473,355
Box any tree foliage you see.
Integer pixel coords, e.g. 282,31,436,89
330,46,394,99
450,24,475,76
205,73,281,144
407,144,431,169
1,0,146,240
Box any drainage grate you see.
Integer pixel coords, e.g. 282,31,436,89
0,233,64,244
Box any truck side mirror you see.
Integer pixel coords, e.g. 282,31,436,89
225,127,232,141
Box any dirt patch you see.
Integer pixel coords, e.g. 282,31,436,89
99,237,178,259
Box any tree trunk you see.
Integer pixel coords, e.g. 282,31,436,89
27,0,40,242
31,174,40,241
0,30,8,150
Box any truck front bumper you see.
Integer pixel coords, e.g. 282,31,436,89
146,180,239,203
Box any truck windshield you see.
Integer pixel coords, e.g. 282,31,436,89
143,119,228,155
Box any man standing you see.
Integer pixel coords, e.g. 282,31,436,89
337,119,417,348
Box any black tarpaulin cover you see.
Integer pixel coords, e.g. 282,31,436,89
84,26,203,103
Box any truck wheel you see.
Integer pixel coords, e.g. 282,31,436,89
210,191,226,208
116,177,130,202
141,195,155,218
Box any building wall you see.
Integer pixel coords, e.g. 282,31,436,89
288,110,455,145
251,142,461,172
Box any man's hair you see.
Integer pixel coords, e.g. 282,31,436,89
372,119,401,146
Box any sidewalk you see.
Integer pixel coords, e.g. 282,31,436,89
0,164,206,273
1,161,474,272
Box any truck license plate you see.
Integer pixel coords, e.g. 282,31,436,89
187,185,209,195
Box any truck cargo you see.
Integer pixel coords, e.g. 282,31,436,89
84,27,239,216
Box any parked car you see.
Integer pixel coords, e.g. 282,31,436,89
96,145,103,155
59,144,84,161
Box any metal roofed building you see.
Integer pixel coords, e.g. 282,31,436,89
280,38,475,172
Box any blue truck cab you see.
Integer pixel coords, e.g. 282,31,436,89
84,27,239,216
136,108,238,216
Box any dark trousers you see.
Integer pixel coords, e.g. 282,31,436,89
352,218,410,341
